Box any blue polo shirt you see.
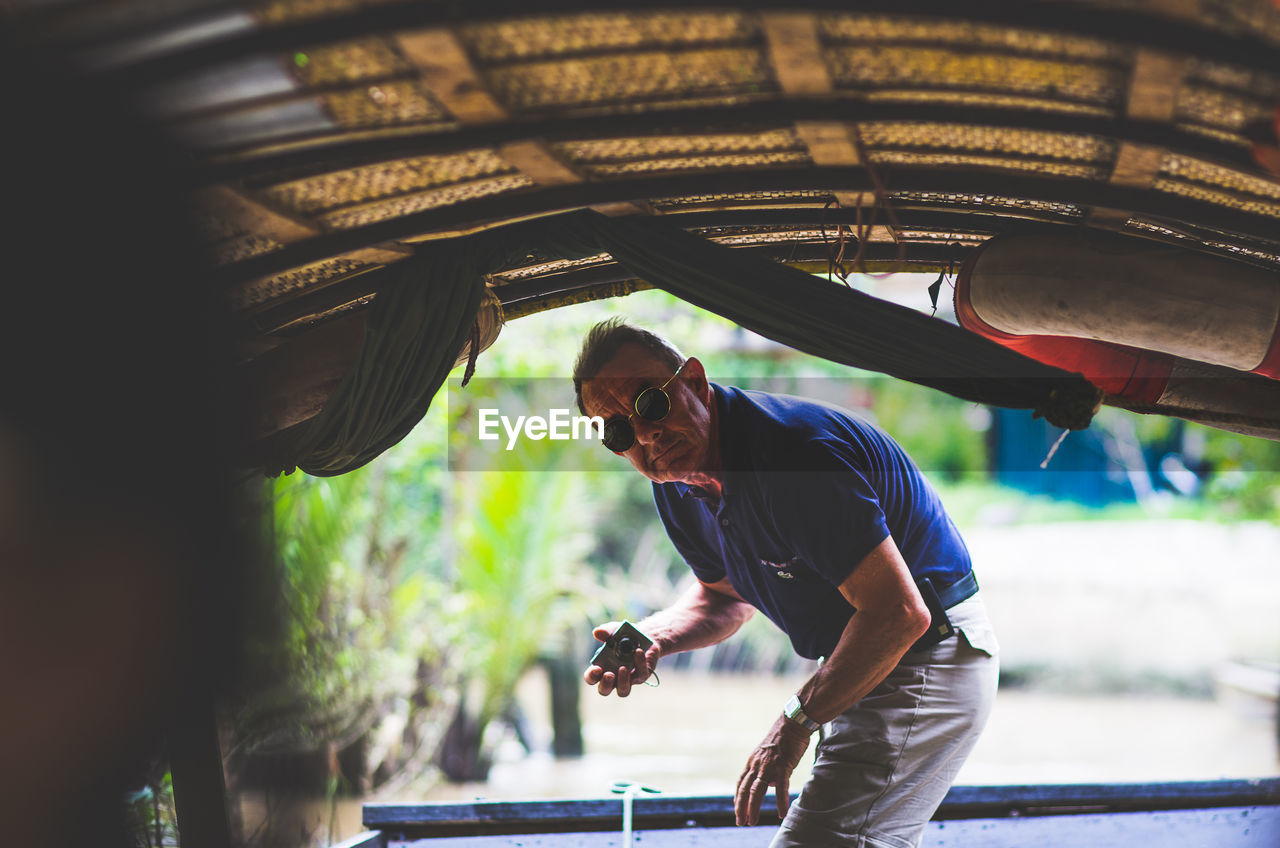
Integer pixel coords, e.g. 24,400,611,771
653,384,972,660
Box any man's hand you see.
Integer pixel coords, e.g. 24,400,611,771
583,621,661,697
734,716,812,826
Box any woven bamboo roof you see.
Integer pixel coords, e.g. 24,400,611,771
10,0,1280,446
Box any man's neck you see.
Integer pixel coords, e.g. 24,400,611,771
678,389,723,500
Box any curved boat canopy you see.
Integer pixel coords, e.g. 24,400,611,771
9,0,1280,471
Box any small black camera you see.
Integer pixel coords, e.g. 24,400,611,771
590,621,653,671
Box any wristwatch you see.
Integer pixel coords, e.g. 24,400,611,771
783,694,821,732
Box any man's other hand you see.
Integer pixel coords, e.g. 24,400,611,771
583,621,660,697
735,715,812,826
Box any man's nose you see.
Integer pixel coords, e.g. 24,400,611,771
633,416,662,444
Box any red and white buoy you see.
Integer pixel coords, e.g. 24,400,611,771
956,230,1280,439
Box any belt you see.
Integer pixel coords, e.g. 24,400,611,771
906,570,979,653
935,569,979,609
821,571,982,661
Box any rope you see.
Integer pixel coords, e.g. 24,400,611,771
611,780,662,847
1033,384,1105,431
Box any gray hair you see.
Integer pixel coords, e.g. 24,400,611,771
572,319,684,414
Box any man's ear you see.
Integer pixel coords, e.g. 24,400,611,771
681,356,711,402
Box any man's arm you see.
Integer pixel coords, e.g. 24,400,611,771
793,536,931,722
585,577,754,697
735,536,931,826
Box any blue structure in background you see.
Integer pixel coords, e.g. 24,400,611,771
990,409,1136,506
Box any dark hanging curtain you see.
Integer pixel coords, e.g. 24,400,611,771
267,236,538,476
269,210,1101,477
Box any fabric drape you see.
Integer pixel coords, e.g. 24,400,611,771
270,210,1101,476
268,236,540,476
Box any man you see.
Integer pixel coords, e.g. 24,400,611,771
574,319,999,848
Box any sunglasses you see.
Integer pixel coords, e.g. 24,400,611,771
601,361,687,453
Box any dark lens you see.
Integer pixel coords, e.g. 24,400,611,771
617,637,634,654
602,416,635,452
634,387,671,421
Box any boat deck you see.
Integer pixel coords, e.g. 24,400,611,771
346,778,1280,847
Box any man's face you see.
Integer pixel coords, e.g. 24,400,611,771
580,343,716,486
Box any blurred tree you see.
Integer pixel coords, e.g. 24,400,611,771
436,469,600,781
227,411,456,844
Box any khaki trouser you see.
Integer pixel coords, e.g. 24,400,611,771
771,593,1000,848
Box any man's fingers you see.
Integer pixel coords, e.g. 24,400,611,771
645,646,660,673
735,765,768,827
629,647,652,683
776,773,790,819
587,663,650,697
734,759,757,825
746,775,767,826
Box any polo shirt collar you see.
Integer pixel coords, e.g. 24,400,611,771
672,383,744,500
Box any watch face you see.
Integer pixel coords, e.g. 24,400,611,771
784,694,817,730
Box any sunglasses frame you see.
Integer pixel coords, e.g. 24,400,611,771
601,360,687,453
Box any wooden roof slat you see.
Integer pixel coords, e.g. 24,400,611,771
1127,49,1191,122
90,0,1280,88
1088,47,1190,227
496,139,583,185
762,12,831,96
391,27,649,216
201,184,414,275
794,121,862,169
203,100,1261,189
394,27,507,124
760,11,872,214
210,165,1280,286
1109,143,1167,190
201,184,318,243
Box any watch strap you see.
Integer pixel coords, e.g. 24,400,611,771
783,693,820,732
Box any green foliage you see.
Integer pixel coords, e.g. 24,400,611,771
1194,425,1280,521
450,470,601,729
1120,409,1280,521
270,467,372,714
237,406,455,761
236,468,373,754
858,378,989,482
1202,468,1280,521
583,470,686,592
125,771,176,848
239,385,606,788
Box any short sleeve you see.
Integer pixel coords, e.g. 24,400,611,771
758,438,891,587
652,483,726,584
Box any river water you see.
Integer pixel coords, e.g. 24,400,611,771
421,668,1279,803
417,518,1280,802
